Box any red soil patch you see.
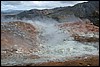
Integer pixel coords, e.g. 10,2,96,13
33,56,99,66
58,22,99,33
57,21,99,42
1,21,39,54
8,21,37,34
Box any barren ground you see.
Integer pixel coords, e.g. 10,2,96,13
1,20,99,66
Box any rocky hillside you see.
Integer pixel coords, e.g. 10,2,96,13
1,1,99,26
1,21,40,53
47,1,99,25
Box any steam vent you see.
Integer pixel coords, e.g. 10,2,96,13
1,1,99,66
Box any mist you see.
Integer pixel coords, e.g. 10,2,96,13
1,16,99,64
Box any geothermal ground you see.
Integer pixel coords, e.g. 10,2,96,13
1,20,99,66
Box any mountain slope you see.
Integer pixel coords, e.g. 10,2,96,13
1,1,99,26
47,1,99,25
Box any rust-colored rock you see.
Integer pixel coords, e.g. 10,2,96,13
58,21,99,42
1,21,40,61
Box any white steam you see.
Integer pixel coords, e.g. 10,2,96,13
25,19,99,63
1,18,99,65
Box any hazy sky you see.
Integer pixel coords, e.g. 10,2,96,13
1,1,87,11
